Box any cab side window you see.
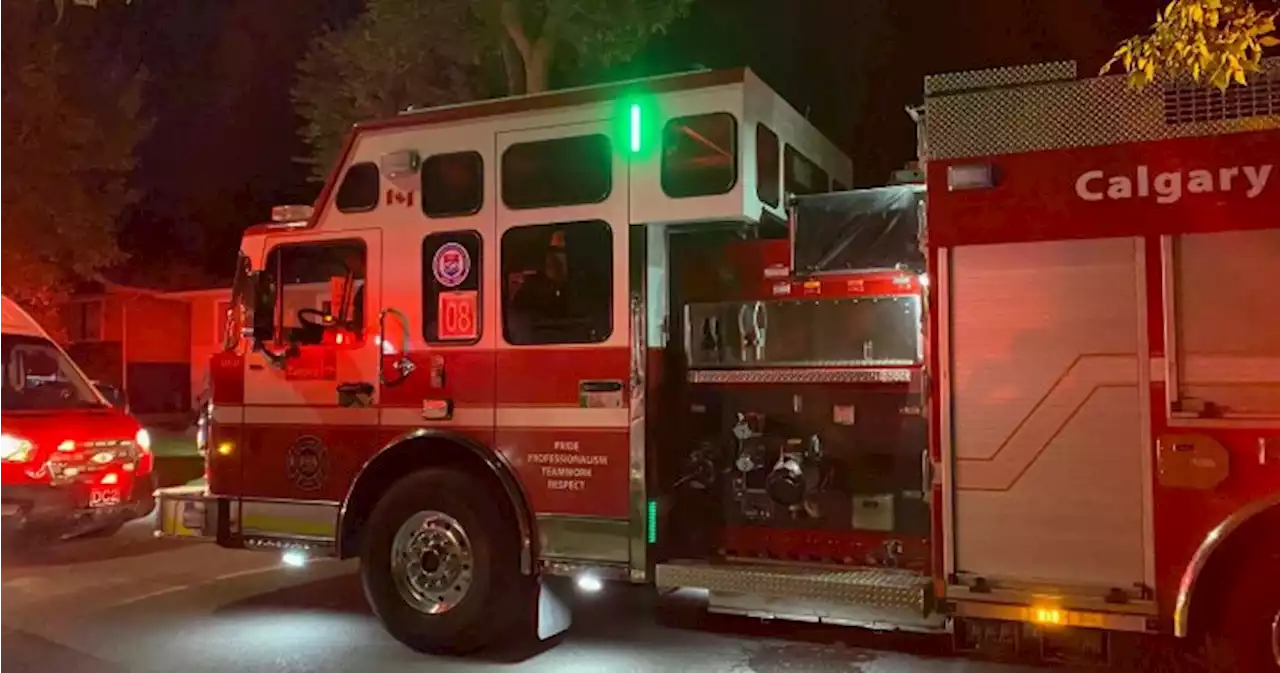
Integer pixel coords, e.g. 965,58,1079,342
501,221,612,345
662,113,738,198
501,135,612,209
422,152,484,218
784,145,829,196
335,162,381,213
263,240,368,345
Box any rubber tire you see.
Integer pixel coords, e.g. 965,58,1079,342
360,468,527,655
1204,514,1280,673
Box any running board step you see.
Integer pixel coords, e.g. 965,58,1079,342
656,560,943,631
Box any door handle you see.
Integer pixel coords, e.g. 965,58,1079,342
378,308,416,387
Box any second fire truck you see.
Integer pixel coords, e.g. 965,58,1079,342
158,60,1280,668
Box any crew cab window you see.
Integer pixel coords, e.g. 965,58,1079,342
501,220,612,345
784,145,829,196
2,336,101,411
422,151,484,217
423,231,482,344
756,123,780,206
662,113,738,198
263,240,368,345
1172,228,1280,416
335,162,380,213
501,135,612,209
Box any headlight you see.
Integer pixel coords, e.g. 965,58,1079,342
0,434,35,462
135,428,152,452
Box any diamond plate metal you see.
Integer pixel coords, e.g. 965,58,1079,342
924,58,1280,161
924,61,1076,96
655,561,933,615
688,367,913,385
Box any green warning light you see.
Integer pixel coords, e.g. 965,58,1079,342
629,103,642,153
646,498,658,544
616,95,658,160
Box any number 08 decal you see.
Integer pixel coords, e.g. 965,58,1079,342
437,291,478,341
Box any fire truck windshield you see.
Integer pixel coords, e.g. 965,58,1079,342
2,335,104,411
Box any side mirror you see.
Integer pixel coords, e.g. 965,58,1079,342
94,381,128,410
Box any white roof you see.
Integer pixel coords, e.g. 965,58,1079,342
1,295,50,339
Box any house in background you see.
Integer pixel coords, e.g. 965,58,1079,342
62,282,193,422
164,287,232,407
59,282,231,423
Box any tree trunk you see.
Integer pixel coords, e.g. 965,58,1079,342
524,40,553,94
499,0,557,95
500,36,525,95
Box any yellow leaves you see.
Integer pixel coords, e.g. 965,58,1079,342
1100,0,1278,90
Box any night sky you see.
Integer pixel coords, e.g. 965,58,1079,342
70,0,1157,286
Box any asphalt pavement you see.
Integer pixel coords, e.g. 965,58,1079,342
1,516,1061,673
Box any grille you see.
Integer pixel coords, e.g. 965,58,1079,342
1162,71,1280,124
924,58,1280,160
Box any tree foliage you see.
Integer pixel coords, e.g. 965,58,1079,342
292,0,479,181
292,0,694,181
1102,0,1278,88
1,0,148,323
51,0,103,23
472,0,695,94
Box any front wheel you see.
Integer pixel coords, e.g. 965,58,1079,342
360,468,528,655
1203,514,1280,672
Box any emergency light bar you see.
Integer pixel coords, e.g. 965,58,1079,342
381,149,420,179
271,204,314,223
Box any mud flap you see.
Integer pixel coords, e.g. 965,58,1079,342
535,576,573,641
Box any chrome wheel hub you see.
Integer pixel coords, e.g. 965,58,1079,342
390,510,474,614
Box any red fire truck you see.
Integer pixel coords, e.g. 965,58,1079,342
157,60,1279,667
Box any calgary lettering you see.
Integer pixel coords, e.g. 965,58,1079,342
1074,164,1272,204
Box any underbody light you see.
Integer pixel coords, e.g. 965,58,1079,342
282,550,308,568
575,575,603,593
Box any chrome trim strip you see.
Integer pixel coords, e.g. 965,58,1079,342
688,367,912,385
241,496,340,507
1134,238,1158,592
938,247,956,578
1159,235,1179,416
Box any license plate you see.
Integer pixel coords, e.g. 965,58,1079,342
88,487,123,508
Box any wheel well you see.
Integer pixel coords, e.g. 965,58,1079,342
1182,501,1280,637
338,434,534,568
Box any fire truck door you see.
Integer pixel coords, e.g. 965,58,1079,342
946,237,1152,599
238,228,383,538
493,121,635,536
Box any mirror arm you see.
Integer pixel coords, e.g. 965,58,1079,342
254,338,294,369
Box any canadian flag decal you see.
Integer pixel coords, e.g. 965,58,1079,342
386,189,416,207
